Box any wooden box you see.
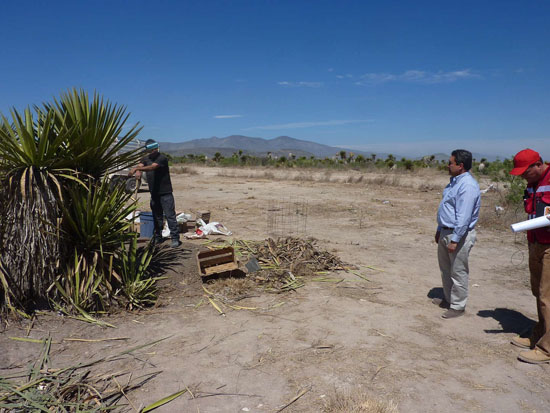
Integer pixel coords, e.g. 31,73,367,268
196,247,239,277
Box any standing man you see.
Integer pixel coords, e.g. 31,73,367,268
129,139,180,248
434,149,481,319
509,149,550,364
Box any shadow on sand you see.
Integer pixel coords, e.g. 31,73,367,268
427,287,445,300
477,308,536,335
428,287,535,336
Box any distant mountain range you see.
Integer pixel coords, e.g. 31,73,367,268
160,135,379,159
158,135,500,161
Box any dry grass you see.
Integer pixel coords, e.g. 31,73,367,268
213,166,450,191
364,174,402,187
206,276,258,298
477,189,525,232
172,165,198,175
323,390,399,413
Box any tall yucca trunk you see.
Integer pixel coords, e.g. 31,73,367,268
0,167,62,309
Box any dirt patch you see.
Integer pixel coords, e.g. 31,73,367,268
1,165,549,412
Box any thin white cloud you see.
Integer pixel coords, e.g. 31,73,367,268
277,81,323,88
336,74,354,79
354,69,480,85
243,119,373,131
214,114,243,119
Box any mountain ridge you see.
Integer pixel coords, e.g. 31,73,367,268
158,135,501,161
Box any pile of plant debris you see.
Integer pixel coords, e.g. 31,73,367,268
0,337,187,412
204,237,354,295
245,237,349,275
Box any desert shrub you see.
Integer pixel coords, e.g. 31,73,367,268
473,158,524,207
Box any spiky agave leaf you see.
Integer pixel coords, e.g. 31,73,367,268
56,177,137,311
60,177,136,258
115,237,166,310
54,249,104,312
44,88,145,179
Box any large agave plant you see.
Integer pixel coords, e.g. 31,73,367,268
0,108,76,309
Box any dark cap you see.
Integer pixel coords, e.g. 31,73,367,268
510,149,541,175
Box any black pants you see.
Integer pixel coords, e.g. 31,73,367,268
150,192,179,240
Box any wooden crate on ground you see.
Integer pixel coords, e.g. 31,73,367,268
197,247,238,276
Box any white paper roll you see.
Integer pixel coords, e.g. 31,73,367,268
511,215,550,233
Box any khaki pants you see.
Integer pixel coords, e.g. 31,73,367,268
528,242,550,356
438,228,477,311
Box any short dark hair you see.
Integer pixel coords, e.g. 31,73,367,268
451,149,473,171
145,138,157,145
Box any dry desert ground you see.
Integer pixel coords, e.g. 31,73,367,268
2,165,549,412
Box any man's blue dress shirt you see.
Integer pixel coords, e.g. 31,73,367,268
437,171,481,243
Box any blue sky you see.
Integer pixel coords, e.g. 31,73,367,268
1,0,549,158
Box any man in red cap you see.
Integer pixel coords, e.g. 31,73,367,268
510,148,550,364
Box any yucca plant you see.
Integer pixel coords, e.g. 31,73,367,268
54,249,104,312
0,89,144,314
116,236,160,310
61,177,137,256
44,89,144,179
59,177,137,305
0,107,77,309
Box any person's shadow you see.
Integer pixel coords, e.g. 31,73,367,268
477,308,536,335
427,287,445,300
427,287,536,335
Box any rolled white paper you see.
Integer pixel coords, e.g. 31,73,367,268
511,215,550,233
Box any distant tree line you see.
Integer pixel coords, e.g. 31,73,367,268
169,151,446,171
168,151,524,205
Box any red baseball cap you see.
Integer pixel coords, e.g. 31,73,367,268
510,149,541,175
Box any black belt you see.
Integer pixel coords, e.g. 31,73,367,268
441,226,454,230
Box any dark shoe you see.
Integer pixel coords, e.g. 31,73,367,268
170,239,181,248
518,348,550,364
432,298,450,308
511,336,535,349
152,236,164,245
441,309,465,319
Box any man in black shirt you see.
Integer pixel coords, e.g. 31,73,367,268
129,139,180,247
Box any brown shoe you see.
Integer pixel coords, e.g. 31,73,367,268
511,336,534,349
518,348,550,364
441,309,464,319
432,298,450,308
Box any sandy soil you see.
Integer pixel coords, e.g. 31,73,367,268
2,165,549,412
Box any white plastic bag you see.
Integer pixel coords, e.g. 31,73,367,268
197,219,232,236
176,212,192,223
162,221,170,238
